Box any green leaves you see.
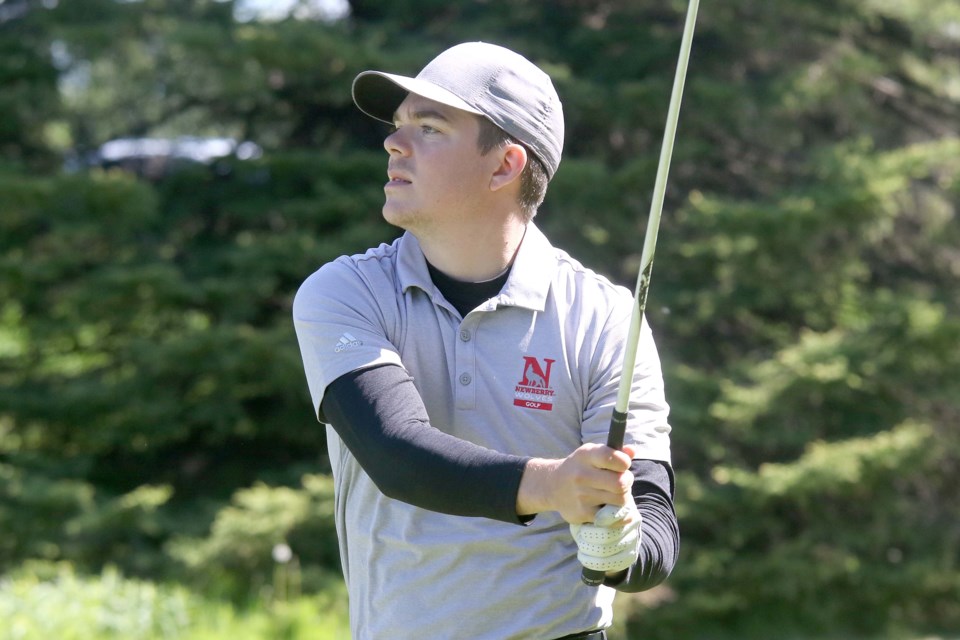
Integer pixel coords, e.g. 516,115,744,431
168,474,338,599
0,1,958,637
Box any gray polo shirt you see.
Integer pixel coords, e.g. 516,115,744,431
293,223,671,639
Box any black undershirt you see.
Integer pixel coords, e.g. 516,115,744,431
426,260,510,317
320,263,679,591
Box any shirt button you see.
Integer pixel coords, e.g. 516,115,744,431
459,373,472,386
459,329,471,342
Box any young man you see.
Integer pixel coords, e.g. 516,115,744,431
294,42,678,640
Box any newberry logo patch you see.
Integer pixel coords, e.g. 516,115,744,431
514,356,556,411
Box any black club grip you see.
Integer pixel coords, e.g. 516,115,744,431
580,409,628,586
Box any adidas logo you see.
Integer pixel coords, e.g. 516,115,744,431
334,333,363,353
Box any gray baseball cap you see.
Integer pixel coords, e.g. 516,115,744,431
352,42,564,179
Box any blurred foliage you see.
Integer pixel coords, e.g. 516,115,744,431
0,561,349,639
0,562,195,639
0,0,958,638
169,474,339,600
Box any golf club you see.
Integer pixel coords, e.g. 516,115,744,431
581,0,700,587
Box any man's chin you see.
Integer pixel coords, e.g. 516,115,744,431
383,207,410,231
382,206,416,231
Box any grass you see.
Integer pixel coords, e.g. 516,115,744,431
5,562,953,640
0,563,350,640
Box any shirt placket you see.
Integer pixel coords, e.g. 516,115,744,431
454,314,479,410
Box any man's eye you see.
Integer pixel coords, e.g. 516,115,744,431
421,125,438,134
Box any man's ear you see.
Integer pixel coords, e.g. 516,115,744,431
489,143,527,192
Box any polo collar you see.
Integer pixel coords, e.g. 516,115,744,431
396,232,434,294
498,223,554,312
396,223,556,312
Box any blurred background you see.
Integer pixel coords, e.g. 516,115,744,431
1,0,958,638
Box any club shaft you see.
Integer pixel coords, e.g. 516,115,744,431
615,0,699,423
582,0,700,587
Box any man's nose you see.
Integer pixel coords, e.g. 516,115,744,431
384,127,409,155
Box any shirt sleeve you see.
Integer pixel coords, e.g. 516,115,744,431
321,363,533,524
292,258,404,419
582,302,672,464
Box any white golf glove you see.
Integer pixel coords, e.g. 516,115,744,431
569,501,642,574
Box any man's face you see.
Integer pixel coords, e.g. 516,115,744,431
382,93,497,234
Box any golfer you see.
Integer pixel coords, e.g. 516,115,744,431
294,41,679,640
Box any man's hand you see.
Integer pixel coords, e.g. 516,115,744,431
569,501,642,574
516,443,636,523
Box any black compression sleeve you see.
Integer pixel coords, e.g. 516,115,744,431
607,459,680,593
321,364,531,524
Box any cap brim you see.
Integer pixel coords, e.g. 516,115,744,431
352,71,484,124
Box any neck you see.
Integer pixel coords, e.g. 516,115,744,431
417,215,527,282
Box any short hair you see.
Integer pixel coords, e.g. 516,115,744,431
476,117,549,220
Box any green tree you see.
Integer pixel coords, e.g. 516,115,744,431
0,0,957,637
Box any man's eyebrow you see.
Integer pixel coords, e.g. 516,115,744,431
392,108,451,124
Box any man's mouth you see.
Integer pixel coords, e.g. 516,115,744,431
386,172,412,189
387,166,412,184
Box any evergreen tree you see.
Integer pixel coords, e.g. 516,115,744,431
0,0,956,635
